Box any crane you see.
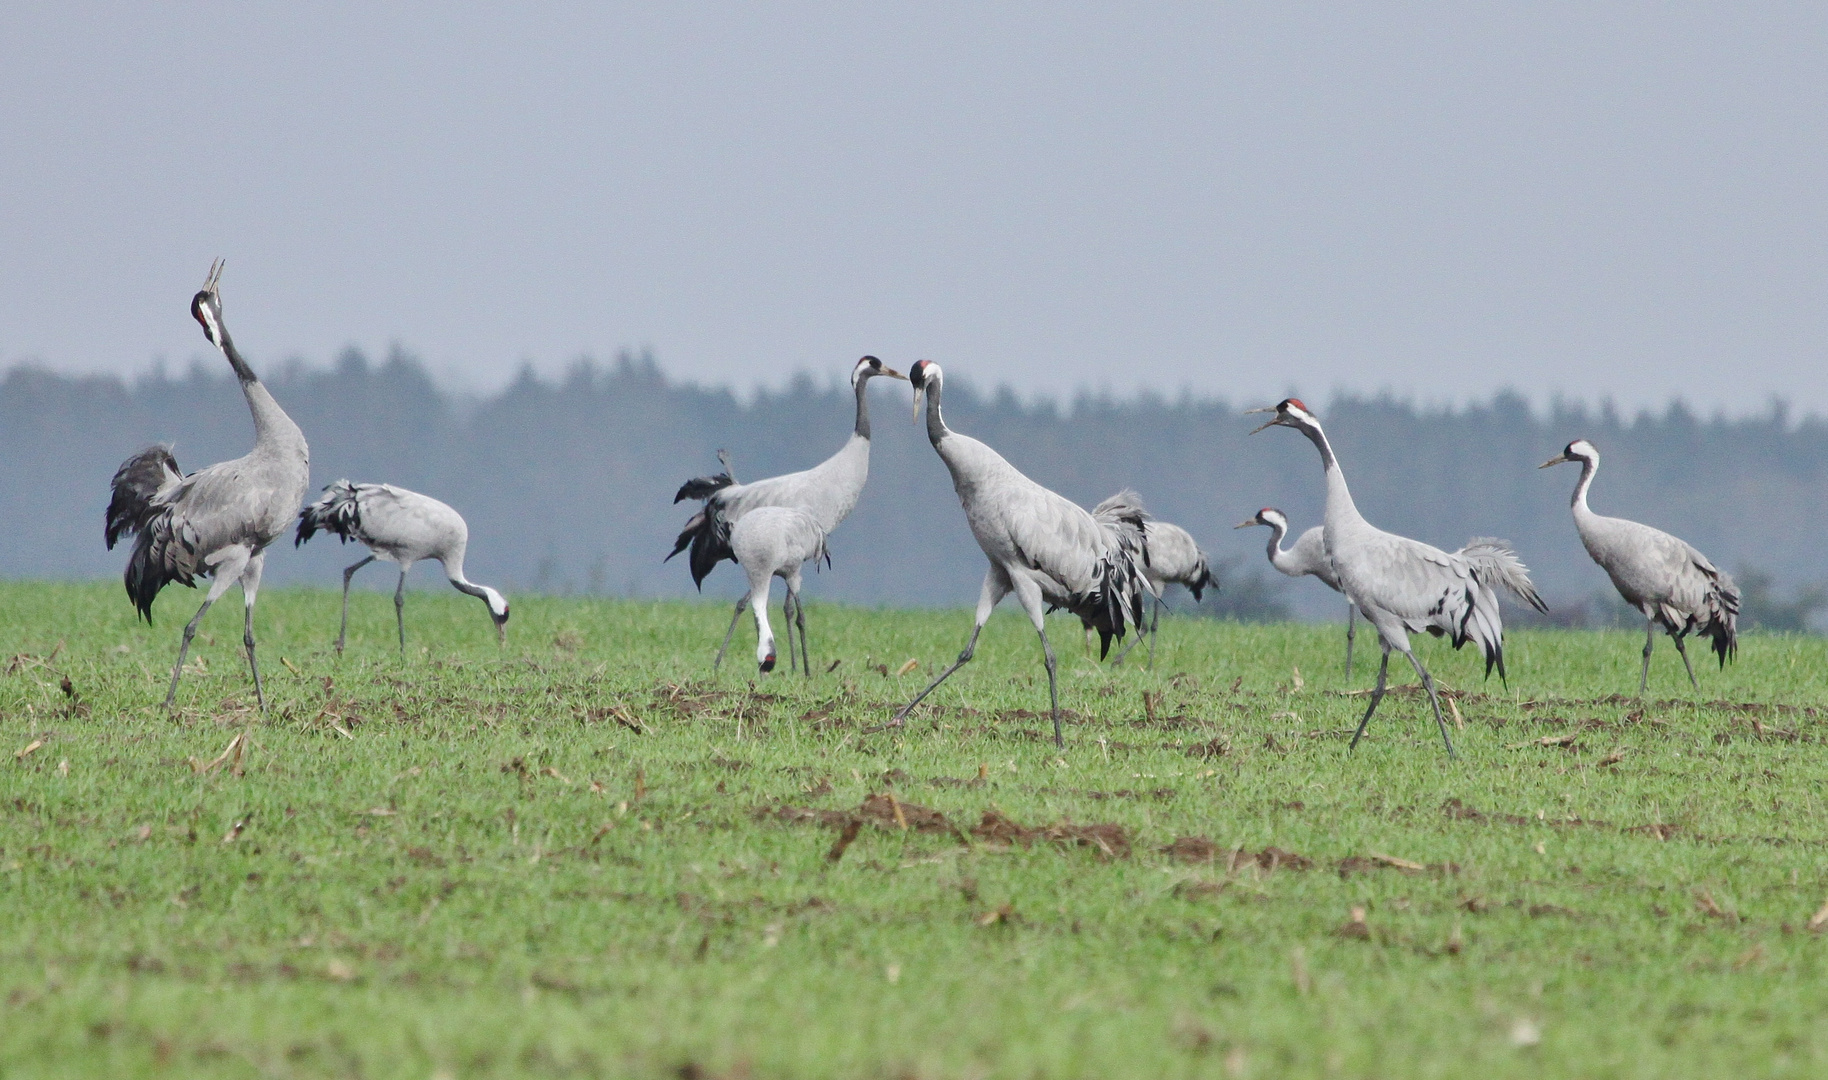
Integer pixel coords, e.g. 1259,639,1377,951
720,506,829,674
295,480,509,653
1235,507,1358,676
873,361,1149,747
669,356,906,667
104,261,310,711
1540,439,1738,693
1106,512,1215,669
1248,398,1546,757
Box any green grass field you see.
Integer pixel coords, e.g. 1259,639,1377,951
4,580,1828,1079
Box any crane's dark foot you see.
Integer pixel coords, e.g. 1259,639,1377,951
859,716,906,736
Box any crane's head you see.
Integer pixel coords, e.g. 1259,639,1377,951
756,629,777,673
191,258,226,349
1234,507,1289,532
850,355,907,389
1245,398,1317,435
482,587,510,644
909,360,943,421
1539,438,1598,470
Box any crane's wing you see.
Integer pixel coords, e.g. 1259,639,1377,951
124,460,276,621
106,445,182,549
1004,484,1149,656
1350,532,1532,679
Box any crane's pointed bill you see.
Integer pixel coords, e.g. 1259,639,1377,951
1233,519,1260,529
879,366,908,381
912,387,924,422
1247,416,1280,435
1538,453,1570,469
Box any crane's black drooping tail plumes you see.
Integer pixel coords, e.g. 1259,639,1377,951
296,480,365,546
666,469,738,589
106,445,189,622
1082,490,1152,657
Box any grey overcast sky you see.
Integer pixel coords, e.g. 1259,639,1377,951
3,3,1825,411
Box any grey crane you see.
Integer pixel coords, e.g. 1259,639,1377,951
874,361,1150,747
1107,514,1215,669
104,261,310,711
1540,439,1738,694
1236,507,1359,676
1249,398,1546,757
723,506,829,673
669,356,906,672
295,480,510,653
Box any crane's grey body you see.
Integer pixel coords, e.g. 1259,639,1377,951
1541,439,1738,694
104,262,309,711
1251,399,1546,757
295,481,509,652
671,357,906,669
1108,515,1215,669
1237,508,1357,675
718,506,828,674
881,362,1149,747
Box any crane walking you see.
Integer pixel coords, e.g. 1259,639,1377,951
1108,514,1214,669
295,481,509,652
719,507,828,674
1249,399,1546,757
1236,507,1359,676
670,356,906,668
874,361,1149,747
1540,439,1737,694
104,261,310,711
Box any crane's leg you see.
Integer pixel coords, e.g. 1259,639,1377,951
791,586,811,677
1008,574,1065,748
1146,594,1161,670
1344,602,1357,681
1671,631,1699,690
1348,647,1391,752
1401,648,1457,759
336,555,376,655
780,591,795,673
713,595,748,673
874,568,1009,731
1639,618,1656,697
240,552,269,714
165,547,253,711
394,564,411,654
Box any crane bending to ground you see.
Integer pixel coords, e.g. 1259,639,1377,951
295,481,509,652
104,261,310,711
1107,513,1215,670
1236,507,1358,676
872,361,1150,747
1249,399,1546,757
1540,439,1737,694
669,356,906,670
724,507,829,674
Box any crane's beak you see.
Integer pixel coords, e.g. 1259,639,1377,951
493,613,508,645
1538,453,1570,469
879,366,908,381
1245,407,1281,436
1232,518,1261,529
912,386,925,422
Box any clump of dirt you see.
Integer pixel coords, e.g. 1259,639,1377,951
970,810,1130,859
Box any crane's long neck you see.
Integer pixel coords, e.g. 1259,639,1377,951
1569,456,1598,518
923,378,950,447
1302,421,1365,531
220,330,305,456
1264,521,1296,574
853,377,872,439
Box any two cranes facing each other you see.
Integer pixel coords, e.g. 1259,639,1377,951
669,356,907,674
105,261,310,712
295,481,510,652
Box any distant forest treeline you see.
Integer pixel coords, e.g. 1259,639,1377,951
3,350,1824,629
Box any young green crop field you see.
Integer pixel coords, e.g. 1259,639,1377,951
3,580,1827,1079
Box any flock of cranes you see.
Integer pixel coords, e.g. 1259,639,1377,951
106,263,1742,755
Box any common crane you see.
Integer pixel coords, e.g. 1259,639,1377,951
875,361,1150,747
1540,439,1738,693
1249,399,1546,757
1236,507,1358,676
1107,514,1215,670
669,356,906,667
719,506,829,674
104,261,310,711
295,480,509,653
